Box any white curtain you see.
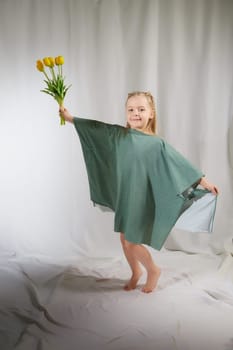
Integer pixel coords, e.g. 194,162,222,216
0,0,233,258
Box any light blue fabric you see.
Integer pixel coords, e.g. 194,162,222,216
175,192,217,232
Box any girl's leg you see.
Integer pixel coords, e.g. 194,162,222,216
120,233,161,293
120,233,143,290
131,243,161,293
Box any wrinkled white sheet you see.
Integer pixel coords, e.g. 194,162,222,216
1,250,233,350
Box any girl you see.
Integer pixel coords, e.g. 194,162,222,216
59,91,219,293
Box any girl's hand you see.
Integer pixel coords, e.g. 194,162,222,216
199,177,219,195
59,106,74,123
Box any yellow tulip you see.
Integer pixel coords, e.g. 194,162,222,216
55,55,64,65
43,57,51,67
48,57,55,67
36,60,44,72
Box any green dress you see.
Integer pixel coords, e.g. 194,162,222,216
73,117,217,250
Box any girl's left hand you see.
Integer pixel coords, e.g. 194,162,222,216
199,177,219,195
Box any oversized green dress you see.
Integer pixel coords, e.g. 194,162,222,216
73,117,217,250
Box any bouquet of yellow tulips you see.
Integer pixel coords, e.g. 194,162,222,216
36,56,71,125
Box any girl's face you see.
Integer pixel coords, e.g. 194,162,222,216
126,95,153,133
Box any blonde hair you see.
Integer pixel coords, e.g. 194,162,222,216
125,91,157,134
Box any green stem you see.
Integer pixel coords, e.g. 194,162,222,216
60,116,66,125
50,67,56,80
59,101,65,126
43,70,50,81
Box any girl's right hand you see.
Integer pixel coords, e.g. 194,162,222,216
59,106,74,123
199,177,219,195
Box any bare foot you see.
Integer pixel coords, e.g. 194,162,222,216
124,269,143,291
141,267,161,293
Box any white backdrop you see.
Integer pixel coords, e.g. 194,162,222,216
0,0,233,258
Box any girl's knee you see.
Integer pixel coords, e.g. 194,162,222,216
120,233,136,250
120,233,126,247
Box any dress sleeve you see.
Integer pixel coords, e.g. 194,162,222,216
161,140,204,195
73,117,120,152
72,117,123,210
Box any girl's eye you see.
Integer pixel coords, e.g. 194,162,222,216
140,108,145,112
128,109,133,112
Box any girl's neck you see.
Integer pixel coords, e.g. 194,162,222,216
132,127,154,135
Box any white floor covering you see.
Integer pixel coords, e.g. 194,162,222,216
1,250,233,350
